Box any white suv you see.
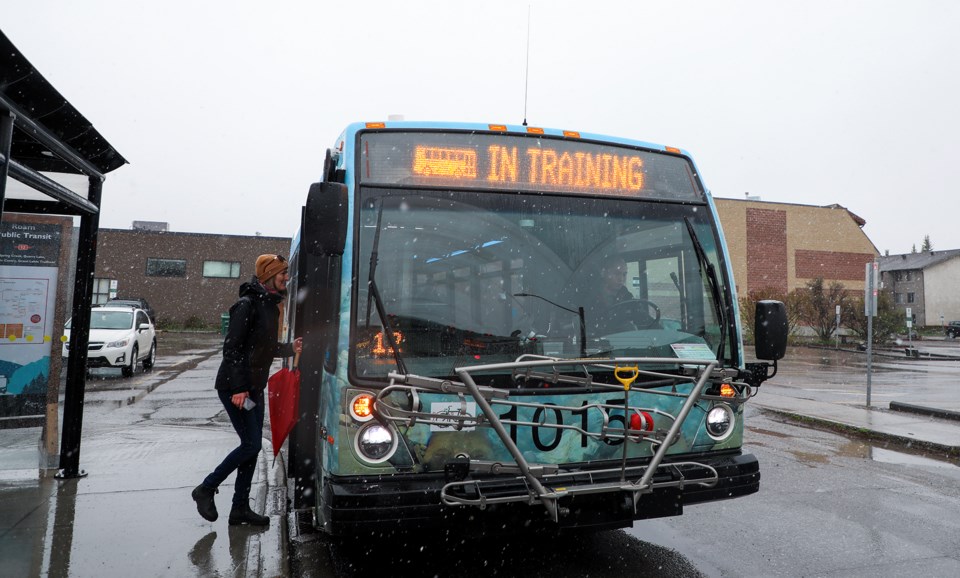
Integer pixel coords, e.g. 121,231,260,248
63,306,157,377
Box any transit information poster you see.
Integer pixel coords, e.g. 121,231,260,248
0,221,61,420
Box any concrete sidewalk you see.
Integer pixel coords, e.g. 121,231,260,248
753,383,960,456
0,354,289,578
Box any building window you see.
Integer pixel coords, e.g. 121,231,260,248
894,293,903,304
203,261,240,278
92,278,115,304
895,271,902,282
907,292,915,303
905,271,912,282
146,258,187,277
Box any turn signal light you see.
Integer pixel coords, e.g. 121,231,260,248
719,383,736,398
351,394,375,421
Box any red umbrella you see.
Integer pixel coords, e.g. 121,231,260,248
267,352,301,458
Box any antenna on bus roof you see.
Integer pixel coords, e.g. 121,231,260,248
522,5,531,127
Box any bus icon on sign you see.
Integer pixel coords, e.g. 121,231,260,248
412,146,477,178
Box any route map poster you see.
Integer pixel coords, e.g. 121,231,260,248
0,221,61,421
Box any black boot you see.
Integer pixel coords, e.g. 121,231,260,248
191,485,218,522
228,502,270,526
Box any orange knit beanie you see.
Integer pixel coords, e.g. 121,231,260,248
255,254,287,284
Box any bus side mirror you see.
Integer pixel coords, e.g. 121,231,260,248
754,300,787,361
304,182,348,256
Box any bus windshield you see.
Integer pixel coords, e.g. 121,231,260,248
352,188,732,383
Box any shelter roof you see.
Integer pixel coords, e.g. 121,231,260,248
0,31,127,175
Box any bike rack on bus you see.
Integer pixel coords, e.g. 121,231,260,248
379,357,728,523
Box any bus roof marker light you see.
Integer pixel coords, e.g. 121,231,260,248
665,146,682,154
366,122,386,129
526,127,544,134
563,131,580,138
488,124,508,132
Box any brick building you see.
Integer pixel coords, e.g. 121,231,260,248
94,228,291,327
714,198,879,298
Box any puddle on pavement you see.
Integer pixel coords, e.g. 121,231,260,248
747,427,792,439
836,439,960,469
748,427,960,469
789,450,830,465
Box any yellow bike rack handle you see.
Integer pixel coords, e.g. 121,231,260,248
615,365,639,391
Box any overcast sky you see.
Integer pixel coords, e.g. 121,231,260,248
4,0,959,254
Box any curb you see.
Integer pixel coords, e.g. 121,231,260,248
758,407,960,458
889,401,960,422
268,449,291,578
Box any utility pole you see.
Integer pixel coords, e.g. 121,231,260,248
865,262,878,407
835,305,841,349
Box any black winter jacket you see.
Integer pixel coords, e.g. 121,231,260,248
215,277,294,394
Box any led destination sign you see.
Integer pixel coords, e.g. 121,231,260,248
359,131,702,201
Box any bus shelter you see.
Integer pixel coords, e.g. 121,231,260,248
0,30,127,478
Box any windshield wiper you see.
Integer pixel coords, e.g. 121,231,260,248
365,198,408,374
683,217,727,364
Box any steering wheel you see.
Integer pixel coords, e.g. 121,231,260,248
598,299,661,331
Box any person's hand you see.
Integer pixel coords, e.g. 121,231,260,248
293,337,303,354
231,392,248,409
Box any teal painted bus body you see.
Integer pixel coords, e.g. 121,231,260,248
289,121,763,535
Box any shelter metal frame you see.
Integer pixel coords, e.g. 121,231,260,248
1,31,127,478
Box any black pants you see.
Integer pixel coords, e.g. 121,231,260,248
202,388,265,506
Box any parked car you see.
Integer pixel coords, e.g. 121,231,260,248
63,306,156,377
104,298,157,324
946,321,960,339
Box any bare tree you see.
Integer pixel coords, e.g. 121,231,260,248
798,278,849,342
739,288,804,344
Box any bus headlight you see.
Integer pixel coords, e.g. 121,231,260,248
705,404,735,441
355,423,397,463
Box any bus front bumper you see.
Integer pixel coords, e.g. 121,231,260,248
319,451,759,536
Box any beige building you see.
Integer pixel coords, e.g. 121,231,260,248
715,198,879,298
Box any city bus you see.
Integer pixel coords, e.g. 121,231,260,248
285,121,787,536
